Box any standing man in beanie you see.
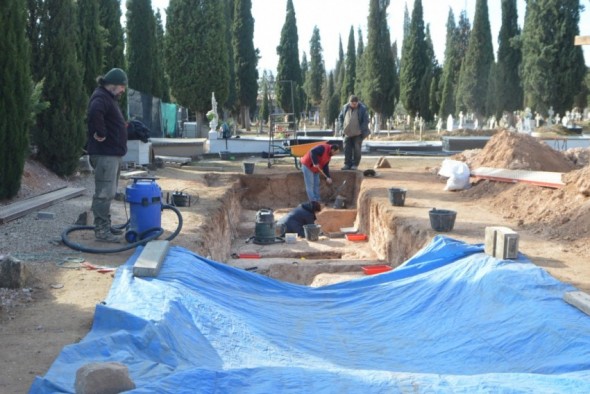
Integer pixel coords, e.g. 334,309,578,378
86,68,128,242
338,95,370,170
300,143,339,202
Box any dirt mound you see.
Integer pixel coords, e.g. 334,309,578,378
465,129,575,172
0,159,69,206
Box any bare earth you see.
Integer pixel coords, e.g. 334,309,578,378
2,130,590,393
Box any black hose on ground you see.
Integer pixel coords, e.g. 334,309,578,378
61,204,183,254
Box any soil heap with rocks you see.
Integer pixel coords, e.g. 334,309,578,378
458,130,590,247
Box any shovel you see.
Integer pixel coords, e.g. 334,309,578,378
330,179,347,200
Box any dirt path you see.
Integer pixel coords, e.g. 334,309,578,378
1,153,589,393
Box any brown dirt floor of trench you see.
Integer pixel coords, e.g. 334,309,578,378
2,132,590,392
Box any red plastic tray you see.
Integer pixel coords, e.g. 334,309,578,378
346,233,367,241
362,265,393,275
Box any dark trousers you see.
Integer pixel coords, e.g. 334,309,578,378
343,135,363,167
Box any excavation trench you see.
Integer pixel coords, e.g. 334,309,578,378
167,169,433,286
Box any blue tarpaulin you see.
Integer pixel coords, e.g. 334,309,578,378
30,236,590,393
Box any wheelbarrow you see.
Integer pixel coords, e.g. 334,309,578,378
288,140,329,169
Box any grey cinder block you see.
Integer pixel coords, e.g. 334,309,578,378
133,240,170,277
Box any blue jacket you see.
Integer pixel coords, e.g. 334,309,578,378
277,202,317,237
338,101,370,138
86,86,128,156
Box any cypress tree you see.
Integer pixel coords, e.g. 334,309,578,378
260,71,271,125
307,27,325,106
37,0,86,176
391,41,400,113
126,0,156,94
153,9,170,101
496,0,522,116
521,0,586,115
26,0,44,81
364,0,396,127
455,0,494,119
223,0,237,117
400,0,427,117
300,53,309,114
276,0,302,116
439,8,457,119
341,27,357,103
99,0,126,116
99,0,125,71
78,0,103,96
355,28,365,101
233,0,259,130
1,0,32,199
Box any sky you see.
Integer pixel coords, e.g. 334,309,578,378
148,0,590,73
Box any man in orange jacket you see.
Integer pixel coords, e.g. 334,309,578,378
300,143,339,202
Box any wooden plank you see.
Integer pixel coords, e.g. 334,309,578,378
120,170,148,179
155,155,192,164
0,187,85,224
574,36,590,46
471,167,565,188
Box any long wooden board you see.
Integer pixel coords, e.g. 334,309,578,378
574,35,590,46
471,167,564,188
0,187,86,224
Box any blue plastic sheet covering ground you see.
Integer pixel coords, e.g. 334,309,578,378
31,236,590,393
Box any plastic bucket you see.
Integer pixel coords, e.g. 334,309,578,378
333,196,346,209
243,162,255,174
219,151,231,160
429,209,457,232
388,188,406,206
303,224,321,241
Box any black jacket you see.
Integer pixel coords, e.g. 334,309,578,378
86,87,127,156
277,202,317,237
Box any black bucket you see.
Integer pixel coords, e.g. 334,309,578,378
429,209,457,232
303,224,321,241
388,188,406,206
219,151,231,160
333,196,346,209
171,192,189,207
243,162,255,174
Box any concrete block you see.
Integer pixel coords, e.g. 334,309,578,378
37,211,55,220
133,240,170,277
484,226,501,256
564,291,590,316
484,226,519,259
495,228,519,259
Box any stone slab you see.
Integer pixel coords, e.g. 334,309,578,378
564,291,590,316
133,240,170,277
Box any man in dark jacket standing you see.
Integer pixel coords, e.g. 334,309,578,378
338,95,370,170
86,68,128,242
277,201,322,237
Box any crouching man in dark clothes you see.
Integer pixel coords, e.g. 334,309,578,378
277,201,322,238
86,68,128,243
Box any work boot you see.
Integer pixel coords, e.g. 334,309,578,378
95,225,122,243
109,225,125,235
107,216,125,235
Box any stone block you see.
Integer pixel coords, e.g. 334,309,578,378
564,291,590,316
0,255,29,289
75,362,135,394
133,240,170,277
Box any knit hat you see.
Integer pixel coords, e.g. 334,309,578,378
103,68,128,86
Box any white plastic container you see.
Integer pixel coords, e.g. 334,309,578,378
285,233,297,244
